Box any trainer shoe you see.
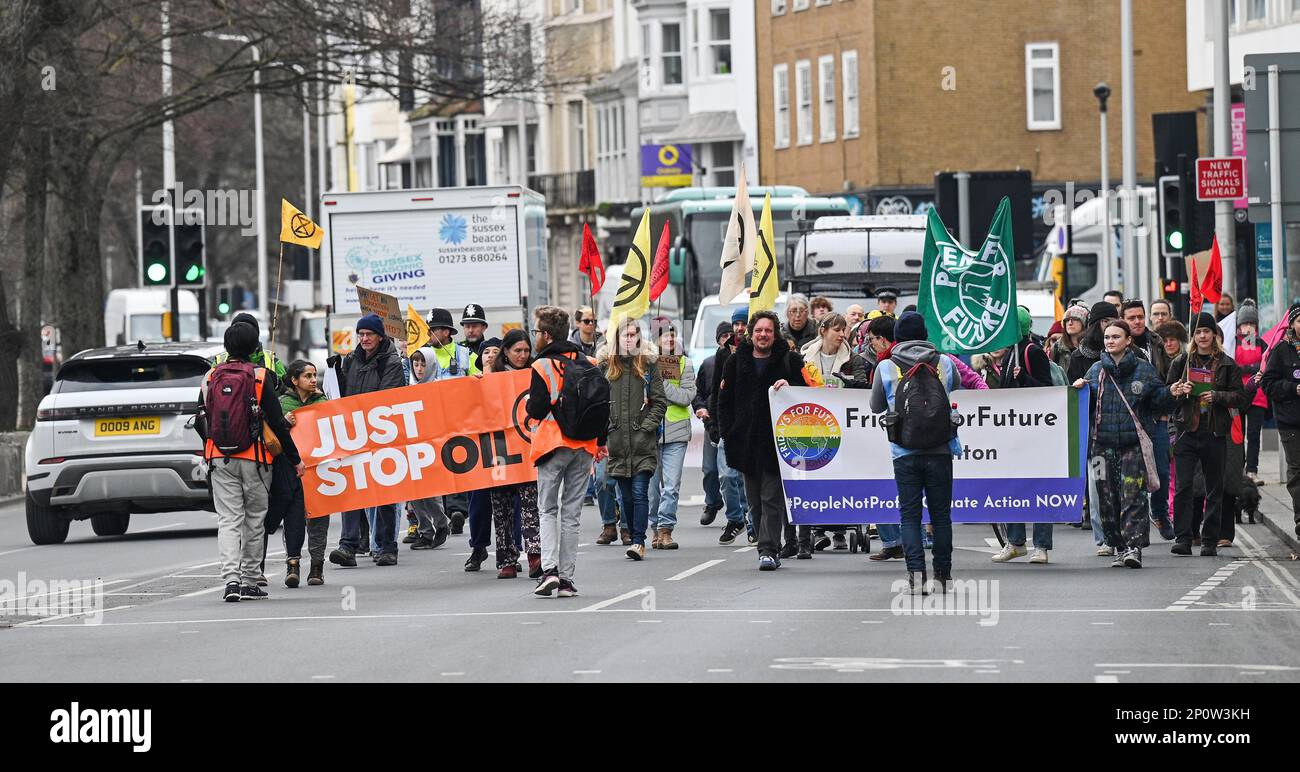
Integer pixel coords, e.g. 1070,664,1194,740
223,582,241,602
375,552,397,567
796,542,813,559
240,584,268,600
991,544,1027,563
813,532,831,551
403,524,418,543
1200,545,1218,557
758,555,777,571
700,505,720,526
497,564,518,579
464,547,488,572
409,536,435,550
1097,545,1115,556
557,579,579,598
626,544,645,561
431,527,450,549
1171,541,1193,556
1154,517,1176,541
1124,548,1143,569
778,541,798,560
328,547,357,567
1110,552,1126,568
718,521,743,546
528,553,543,579
534,570,560,596
831,533,848,551
1028,548,1049,564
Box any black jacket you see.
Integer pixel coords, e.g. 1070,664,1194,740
717,336,809,474
1165,351,1248,437
782,320,817,351
999,338,1054,388
694,354,717,440
195,361,301,466
339,337,406,396
1262,333,1300,429
706,343,735,444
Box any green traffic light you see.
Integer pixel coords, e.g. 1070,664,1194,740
146,262,168,282
1168,231,1183,250
217,302,231,314
185,265,201,282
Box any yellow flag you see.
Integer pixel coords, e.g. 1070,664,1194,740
280,199,324,249
609,208,652,346
405,304,430,352
749,193,779,316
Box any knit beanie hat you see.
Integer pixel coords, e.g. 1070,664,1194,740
894,311,927,343
1193,312,1219,333
1237,299,1259,327
1063,304,1089,326
356,314,385,336
730,307,749,325
1048,320,1064,337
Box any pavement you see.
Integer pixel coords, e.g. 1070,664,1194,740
2,457,1300,684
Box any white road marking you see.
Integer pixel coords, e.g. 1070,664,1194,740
170,574,223,579
861,620,883,624
749,620,772,624
1208,622,1231,626
310,675,335,680
732,546,755,553
14,604,135,627
984,538,1003,549
1090,622,1114,626
1236,529,1300,606
974,669,1000,674
1167,559,1250,610
0,546,37,557
1094,675,1119,683
683,495,706,506
1102,670,1130,674
103,592,170,597
1096,662,1300,672
572,670,601,674
706,668,733,673
665,559,725,581
577,587,653,612
440,672,465,676
134,522,187,534
578,543,591,548
636,620,661,624
178,585,228,598
520,621,542,625
180,630,200,634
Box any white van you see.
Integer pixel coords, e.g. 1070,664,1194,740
104,289,201,347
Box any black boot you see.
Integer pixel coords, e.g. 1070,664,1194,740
284,558,300,588
796,541,813,559
307,560,324,586
908,569,929,596
464,546,489,572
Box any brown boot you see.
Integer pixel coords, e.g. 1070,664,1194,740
651,530,662,549
596,524,618,545
307,560,324,585
658,528,678,550
620,527,632,546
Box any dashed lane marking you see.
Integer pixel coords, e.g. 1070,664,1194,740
1167,559,1249,610
1094,675,1119,683
1236,529,1300,606
665,559,725,581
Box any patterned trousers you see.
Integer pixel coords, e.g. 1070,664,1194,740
1094,446,1151,551
490,482,541,568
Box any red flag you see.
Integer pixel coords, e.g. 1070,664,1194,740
1189,257,1203,314
1200,235,1223,305
578,223,605,295
649,220,671,301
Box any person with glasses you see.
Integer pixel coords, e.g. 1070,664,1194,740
569,305,605,358
782,294,818,351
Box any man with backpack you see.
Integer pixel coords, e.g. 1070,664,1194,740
328,314,408,568
717,310,810,570
197,323,303,602
992,307,1057,564
869,311,960,593
526,305,609,597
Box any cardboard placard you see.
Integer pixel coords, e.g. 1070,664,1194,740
658,355,681,382
355,285,404,339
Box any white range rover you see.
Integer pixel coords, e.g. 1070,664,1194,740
24,341,223,544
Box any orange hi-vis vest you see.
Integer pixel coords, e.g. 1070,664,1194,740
529,352,601,464
203,366,271,463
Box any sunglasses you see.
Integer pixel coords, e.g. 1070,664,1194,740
578,318,595,324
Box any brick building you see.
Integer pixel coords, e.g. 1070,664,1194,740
757,0,1206,218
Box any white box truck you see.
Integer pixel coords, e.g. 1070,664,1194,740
318,185,549,353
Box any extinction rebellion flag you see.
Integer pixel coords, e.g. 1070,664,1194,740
919,196,1020,355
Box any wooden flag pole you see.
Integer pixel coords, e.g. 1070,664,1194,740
268,242,285,372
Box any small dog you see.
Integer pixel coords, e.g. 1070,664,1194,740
1238,476,1261,525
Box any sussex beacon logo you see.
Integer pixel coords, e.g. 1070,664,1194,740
774,403,841,471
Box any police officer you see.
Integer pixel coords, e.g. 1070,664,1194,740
875,287,899,318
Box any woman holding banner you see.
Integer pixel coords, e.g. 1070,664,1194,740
1074,321,1172,569
1166,313,1248,557
600,319,667,561
487,329,543,579
268,359,331,587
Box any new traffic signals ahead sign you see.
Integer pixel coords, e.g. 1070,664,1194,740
1196,157,1245,201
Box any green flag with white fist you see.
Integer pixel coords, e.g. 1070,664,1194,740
919,196,1020,355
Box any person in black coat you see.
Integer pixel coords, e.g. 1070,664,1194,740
694,323,730,524
717,310,809,568
1260,302,1300,543
707,308,752,544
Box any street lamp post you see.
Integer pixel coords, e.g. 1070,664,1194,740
1094,82,1112,292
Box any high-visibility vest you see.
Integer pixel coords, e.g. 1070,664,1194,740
202,366,271,464
529,352,600,464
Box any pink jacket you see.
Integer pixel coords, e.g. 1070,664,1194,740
946,354,989,390
1235,339,1269,409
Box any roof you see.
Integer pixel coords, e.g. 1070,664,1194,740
586,61,638,99
657,111,746,145
70,342,225,362
482,99,539,128
408,98,484,121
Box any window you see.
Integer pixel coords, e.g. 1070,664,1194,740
772,0,786,15
842,50,859,137
692,9,701,77
1246,0,1266,23
569,101,587,169
708,9,732,75
662,23,683,86
793,0,809,10
640,24,653,90
710,142,735,186
818,55,836,142
1025,42,1060,131
795,59,813,145
816,0,832,5
773,64,790,149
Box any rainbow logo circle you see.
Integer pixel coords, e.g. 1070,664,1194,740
774,402,841,471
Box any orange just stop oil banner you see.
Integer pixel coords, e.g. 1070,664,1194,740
291,370,537,517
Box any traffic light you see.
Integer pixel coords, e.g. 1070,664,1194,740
174,216,206,287
140,207,173,286
216,284,233,318
230,284,249,311
1157,175,1183,257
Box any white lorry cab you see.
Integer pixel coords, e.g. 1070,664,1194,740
318,185,548,352
104,288,201,347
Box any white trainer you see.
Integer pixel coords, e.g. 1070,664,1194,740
1028,548,1050,564
1097,545,1115,556
991,544,1027,563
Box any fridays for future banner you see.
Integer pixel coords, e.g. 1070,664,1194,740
768,385,1089,524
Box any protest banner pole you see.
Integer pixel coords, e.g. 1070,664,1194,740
268,242,285,372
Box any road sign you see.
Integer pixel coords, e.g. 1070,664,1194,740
1245,53,1300,224
1195,157,1245,201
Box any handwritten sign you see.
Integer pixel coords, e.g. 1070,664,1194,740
355,285,404,339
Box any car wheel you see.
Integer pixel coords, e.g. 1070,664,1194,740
90,512,131,537
26,494,70,545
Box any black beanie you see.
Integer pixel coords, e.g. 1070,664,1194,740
1288,302,1300,326
231,312,259,335
894,311,927,343
1087,302,1116,328
1193,312,1218,333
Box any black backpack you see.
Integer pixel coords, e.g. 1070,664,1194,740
893,361,954,450
552,355,611,441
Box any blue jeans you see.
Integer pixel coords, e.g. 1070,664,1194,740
717,440,748,524
878,523,902,548
614,472,652,546
893,454,953,573
701,439,723,511
594,455,620,526
1150,418,1171,524
649,441,688,531
339,509,364,552
359,503,398,556
1005,522,1053,550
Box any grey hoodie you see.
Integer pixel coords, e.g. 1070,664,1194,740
869,339,947,414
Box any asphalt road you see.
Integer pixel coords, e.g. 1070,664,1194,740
3,463,1300,683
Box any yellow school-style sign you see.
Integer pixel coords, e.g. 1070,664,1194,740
280,199,324,249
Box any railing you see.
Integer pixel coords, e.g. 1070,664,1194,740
528,170,596,209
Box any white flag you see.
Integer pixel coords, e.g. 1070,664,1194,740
718,164,757,304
